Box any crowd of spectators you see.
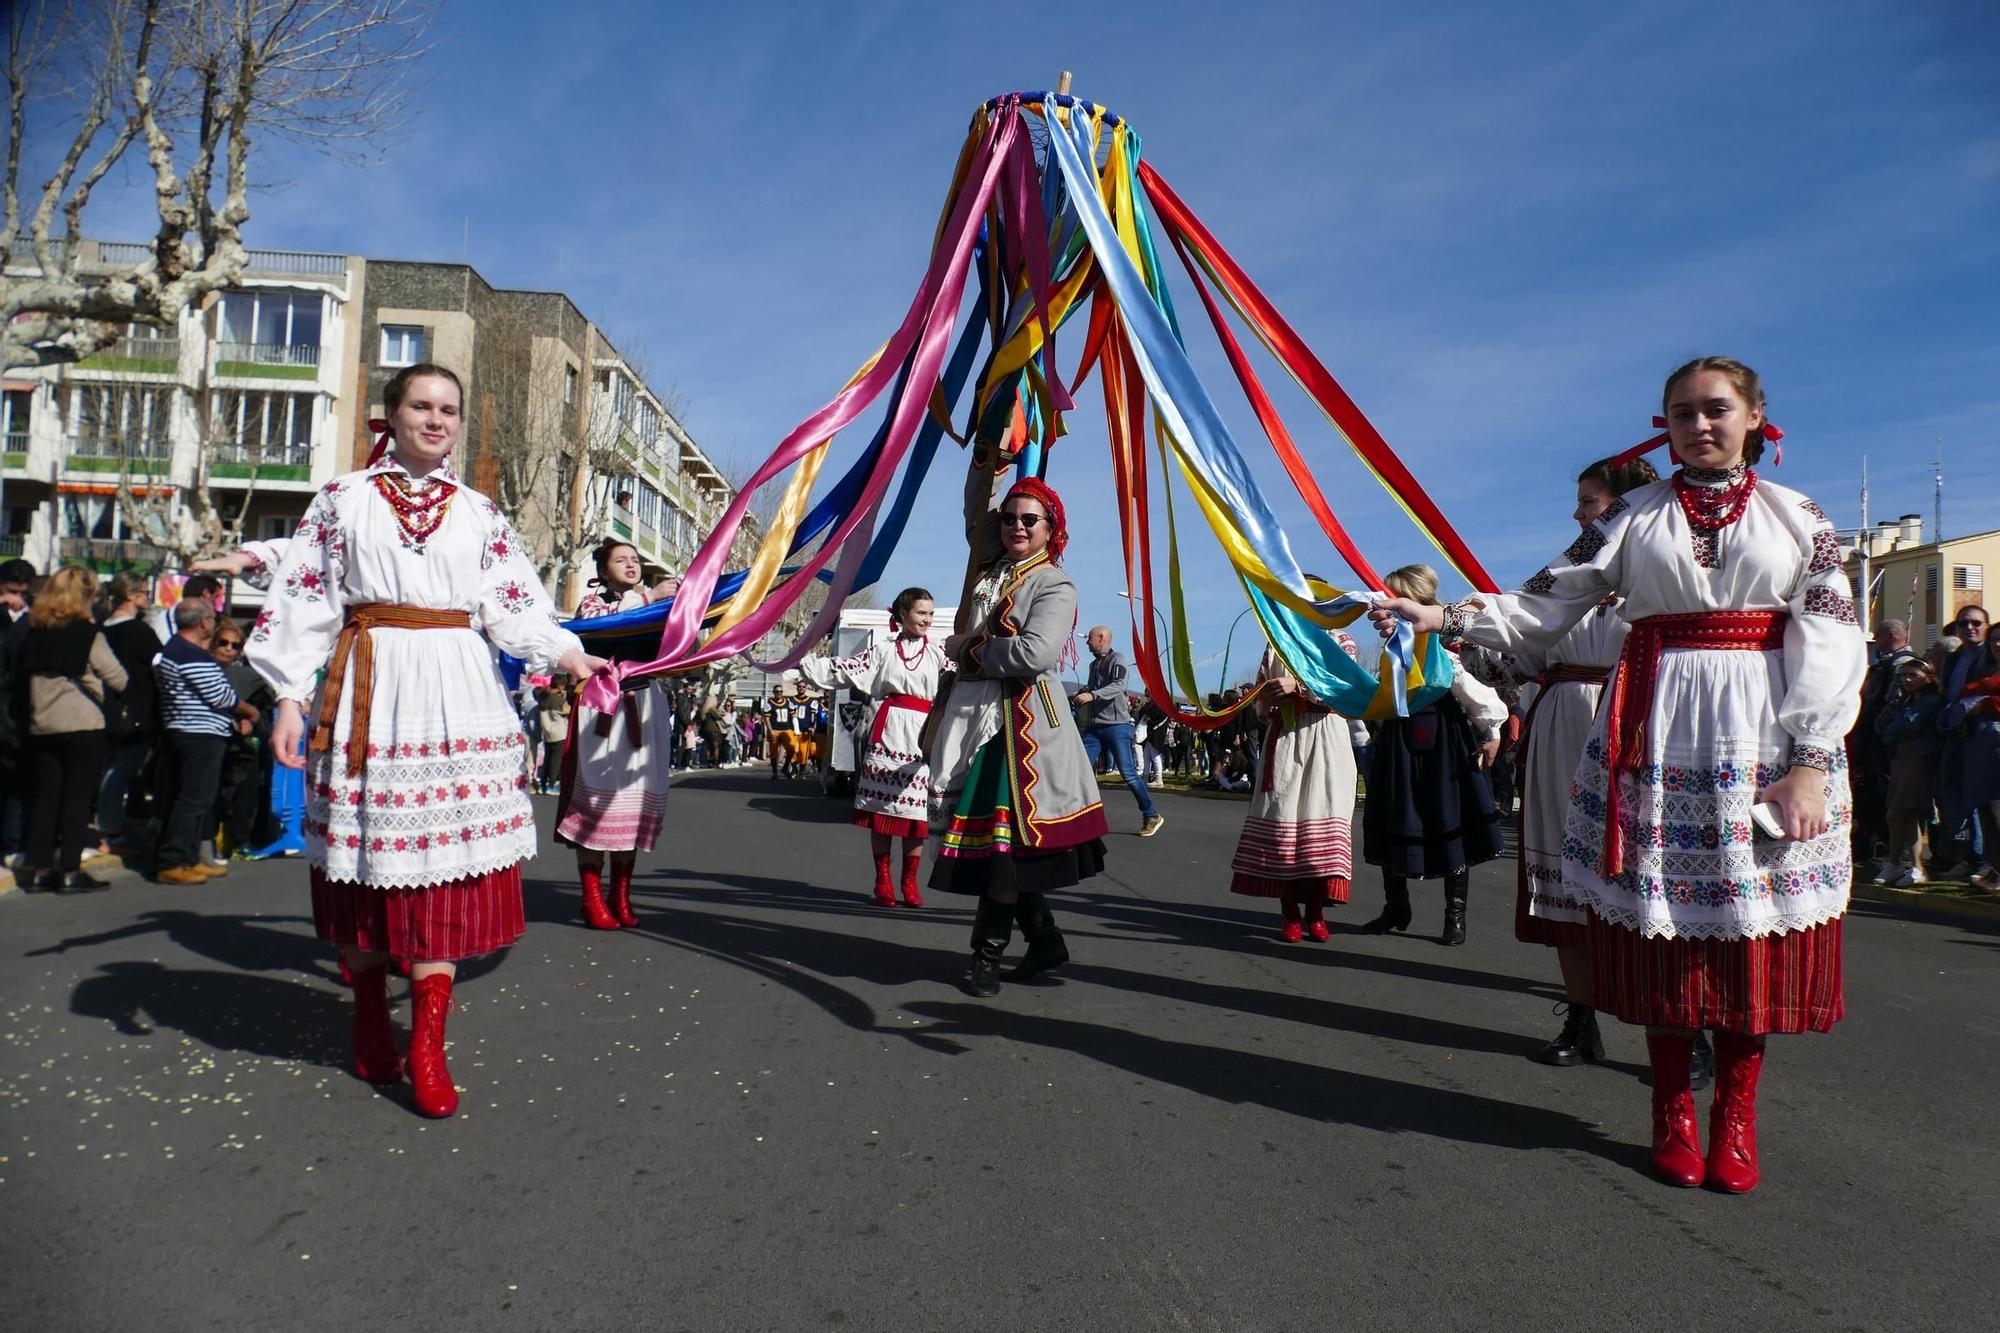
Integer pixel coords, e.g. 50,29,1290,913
1856,611,2000,888
1,558,268,893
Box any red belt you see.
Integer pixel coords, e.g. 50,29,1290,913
590,687,645,748
1520,662,1612,739
311,604,473,778
1601,610,1787,875
869,692,932,745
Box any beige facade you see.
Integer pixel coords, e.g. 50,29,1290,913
1843,514,1996,649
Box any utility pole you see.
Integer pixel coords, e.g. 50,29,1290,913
1933,439,1943,545
1858,454,1871,635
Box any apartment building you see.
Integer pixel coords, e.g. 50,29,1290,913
2,241,822,645
1843,513,1996,649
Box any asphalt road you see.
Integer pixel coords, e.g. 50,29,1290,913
2,768,1994,1332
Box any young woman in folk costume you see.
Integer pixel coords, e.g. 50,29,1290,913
1371,357,1863,1193
1229,627,1362,942
799,587,948,907
1360,564,1510,946
555,539,679,930
929,473,1108,998
251,364,601,1120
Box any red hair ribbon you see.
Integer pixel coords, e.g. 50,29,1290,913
365,418,393,467
1608,415,1784,469
1004,475,1068,561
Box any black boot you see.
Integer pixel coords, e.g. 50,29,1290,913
1440,872,1468,946
1689,1029,1715,1092
1362,876,1412,934
1006,893,1070,982
1534,1002,1606,1066
962,895,1015,998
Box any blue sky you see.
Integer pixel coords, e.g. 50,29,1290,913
70,0,2000,680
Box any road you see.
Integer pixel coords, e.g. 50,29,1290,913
2,769,1994,1331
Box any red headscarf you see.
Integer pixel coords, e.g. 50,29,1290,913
1003,475,1068,561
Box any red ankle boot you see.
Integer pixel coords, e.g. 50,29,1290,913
1706,1031,1765,1193
1280,894,1304,943
609,859,638,928
407,973,459,1119
871,852,896,907
578,863,620,930
1305,887,1331,942
349,962,403,1085
1645,1032,1705,1187
900,852,924,908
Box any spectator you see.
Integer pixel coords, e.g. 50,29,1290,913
537,682,570,795
1938,607,1997,884
152,597,253,885
96,574,164,851
1075,626,1165,835
1854,619,1921,867
0,556,36,864
18,565,128,892
1874,658,1943,886
211,618,275,857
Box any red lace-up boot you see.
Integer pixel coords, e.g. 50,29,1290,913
349,962,403,1085
871,852,896,907
899,850,924,908
609,859,639,928
1706,1031,1766,1194
407,973,459,1119
578,863,619,931
1646,1031,1705,1187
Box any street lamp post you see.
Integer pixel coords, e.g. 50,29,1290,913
1216,605,1257,696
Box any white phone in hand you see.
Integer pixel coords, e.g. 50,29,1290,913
1749,802,1790,842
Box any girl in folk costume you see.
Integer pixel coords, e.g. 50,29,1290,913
252,364,601,1119
1360,564,1510,946
1230,629,1362,942
556,540,679,930
799,587,948,908
929,472,1108,998
1371,358,1864,1193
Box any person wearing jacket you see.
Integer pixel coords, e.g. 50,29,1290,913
19,566,128,892
1873,658,1945,887
96,574,163,851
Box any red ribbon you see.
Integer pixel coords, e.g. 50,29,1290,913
1610,417,1784,469
1598,610,1787,877
365,418,393,467
869,693,931,745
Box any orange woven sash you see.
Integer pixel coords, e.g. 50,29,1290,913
310,604,473,777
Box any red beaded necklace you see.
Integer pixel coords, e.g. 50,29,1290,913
895,633,926,667
372,472,457,552
1673,467,1758,531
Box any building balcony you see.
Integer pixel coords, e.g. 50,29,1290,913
211,439,314,483
68,436,174,473
4,429,25,467
78,335,180,375
214,341,320,381
93,240,348,282
0,534,24,557
57,535,176,572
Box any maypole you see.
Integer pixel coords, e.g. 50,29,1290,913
573,87,1502,728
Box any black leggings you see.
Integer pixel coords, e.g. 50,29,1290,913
26,730,110,872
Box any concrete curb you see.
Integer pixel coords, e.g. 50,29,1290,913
0,851,134,896
1851,880,2000,925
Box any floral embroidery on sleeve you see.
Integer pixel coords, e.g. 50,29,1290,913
284,565,327,603
493,579,534,615
1801,585,1858,624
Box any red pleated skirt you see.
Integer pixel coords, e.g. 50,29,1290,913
1587,911,1844,1035
312,866,526,964
1229,872,1351,903
854,810,927,839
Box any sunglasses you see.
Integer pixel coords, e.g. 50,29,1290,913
997,511,1047,529
216,639,244,651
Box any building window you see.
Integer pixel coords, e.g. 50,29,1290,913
1953,564,1984,592
260,514,299,541
380,324,425,367
220,289,324,348
213,390,317,465
70,384,174,461
564,364,579,405
2,387,30,450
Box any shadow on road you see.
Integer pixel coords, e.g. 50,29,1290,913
899,998,1639,1167
68,960,347,1067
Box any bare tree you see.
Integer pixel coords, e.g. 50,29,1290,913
477,309,636,607
2,0,435,371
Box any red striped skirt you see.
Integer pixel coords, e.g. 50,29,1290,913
1587,911,1844,1034
1229,872,1351,903
312,866,526,964
854,810,928,839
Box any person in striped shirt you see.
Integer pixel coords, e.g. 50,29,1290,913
153,598,256,885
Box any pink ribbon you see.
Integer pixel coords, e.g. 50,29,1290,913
580,101,1035,712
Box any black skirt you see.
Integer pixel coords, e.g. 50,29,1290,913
1362,695,1503,879
930,839,1108,897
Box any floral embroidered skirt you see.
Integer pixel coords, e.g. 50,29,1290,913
312,865,524,963
556,684,672,853
931,735,1106,897
1231,711,1354,903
